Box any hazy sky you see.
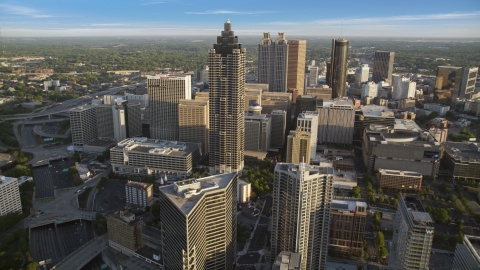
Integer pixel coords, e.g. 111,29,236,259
0,0,479,37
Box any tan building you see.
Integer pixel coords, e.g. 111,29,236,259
261,92,292,114
287,40,307,95
286,129,311,164
106,210,143,256
178,99,209,155
330,199,367,257
159,173,237,270
245,88,262,112
148,74,191,140
0,176,22,216
378,169,423,190
125,181,153,208
429,127,447,143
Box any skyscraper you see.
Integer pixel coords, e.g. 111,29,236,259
297,111,318,158
287,40,307,95
269,110,287,149
317,98,355,145
286,129,311,164
460,67,478,98
208,20,246,174
434,66,463,106
355,64,369,87
372,51,395,84
178,99,209,155
148,74,191,140
328,38,349,98
159,173,237,270
271,163,334,269
309,66,319,86
389,194,434,270
258,32,289,92
392,75,416,100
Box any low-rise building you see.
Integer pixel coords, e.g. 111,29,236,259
125,181,153,208
330,199,367,257
429,127,448,143
424,103,450,117
272,251,302,270
0,175,22,216
332,171,357,190
452,235,480,269
442,142,480,180
378,169,423,190
110,137,201,177
106,210,143,256
362,119,442,177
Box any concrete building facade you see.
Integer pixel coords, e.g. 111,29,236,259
271,163,334,270
392,75,416,100
148,74,191,140
460,67,478,98
178,99,209,155
110,137,200,177
423,103,450,117
159,173,237,270
125,181,153,208
244,113,271,152
0,176,22,216
297,111,319,158
317,98,355,145
208,20,246,174
355,64,369,88
106,210,143,256
389,194,434,270
378,169,423,190
361,82,378,99
452,235,480,270
442,142,480,180
238,179,251,203
286,129,311,164
330,199,367,257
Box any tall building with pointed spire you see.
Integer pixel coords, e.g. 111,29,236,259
258,32,289,92
209,20,246,174
328,38,349,98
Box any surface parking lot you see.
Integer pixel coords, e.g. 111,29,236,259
30,219,94,269
93,179,127,214
33,159,74,199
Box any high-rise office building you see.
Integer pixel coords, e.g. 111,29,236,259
244,113,271,152
435,66,463,105
328,38,349,98
238,179,251,203
270,110,287,149
297,111,318,158
261,92,292,114
287,40,307,95
389,194,434,270
317,98,355,144
295,95,317,120
69,101,142,146
286,129,311,164
159,173,237,270
330,199,367,257
0,176,22,216
452,235,480,269
106,210,143,256
460,67,478,98
309,66,319,86
392,75,416,100
361,82,378,99
271,163,334,269
258,32,289,92
195,65,209,83
178,99,209,155
355,64,369,87
148,74,191,140
208,20,246,174
372,51,395,84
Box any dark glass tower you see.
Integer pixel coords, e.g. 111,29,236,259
329,38,349,98
372,51,395,84
208,20,246,174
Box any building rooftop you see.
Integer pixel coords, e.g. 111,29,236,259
318,98,354,108
112,137,199,158
332,170,357,189
109,210,138,225
394,119,422,131
273,251,302,270
444,142,480,162
0,175,18,187
126,180,152,189
275,162,334,175
159,172,236,215
331,199,367,211
403,194,434,226
379,169,422,177
361,105,395,118
245,113,270,121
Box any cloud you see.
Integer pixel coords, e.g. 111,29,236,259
185,10,275,15
0,4,50,18
91,24,124,26
142,1,167,5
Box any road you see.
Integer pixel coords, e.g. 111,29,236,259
54,235,108,270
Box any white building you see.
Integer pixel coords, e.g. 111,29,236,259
361,82,378,99
423,103,450,117
392,75,416,100
309,66,319,86
355,64,369,87
237,179,251,203
43,80,60,91
0,175,22,216
297,111,318,158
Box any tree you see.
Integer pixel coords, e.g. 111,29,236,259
4,233,14,244
363,252,369,260
376,231,385,247
378,246,388,258
97,155,105,163
151,203,160,219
